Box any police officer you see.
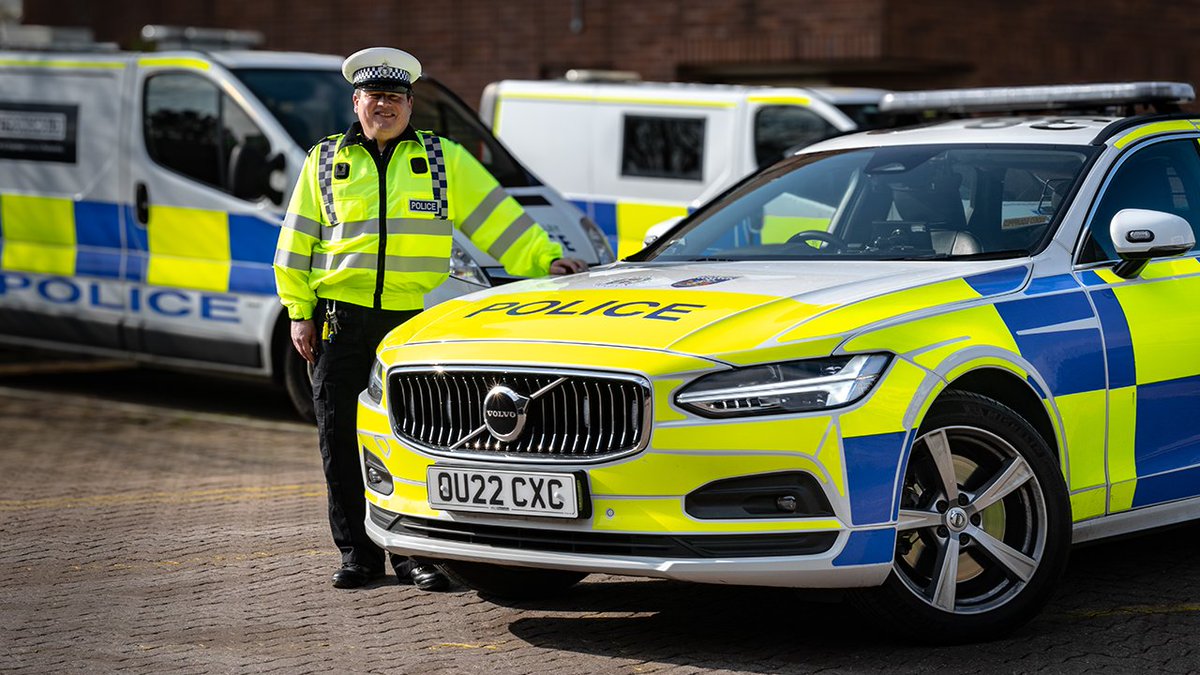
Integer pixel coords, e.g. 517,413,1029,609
274,47,587,590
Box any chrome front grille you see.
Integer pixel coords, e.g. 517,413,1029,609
387,367,651,461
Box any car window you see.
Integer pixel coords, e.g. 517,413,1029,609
144,72,269,198
1080,138,1200,263
645,144,1095,262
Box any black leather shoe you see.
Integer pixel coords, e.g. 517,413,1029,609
331,563,383,589
410,564,450,592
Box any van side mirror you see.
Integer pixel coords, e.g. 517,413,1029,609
230,143,285,205
1110,208,1196,278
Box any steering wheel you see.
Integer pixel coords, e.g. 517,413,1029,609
786,230,847,253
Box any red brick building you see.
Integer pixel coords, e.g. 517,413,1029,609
24,0,1200,110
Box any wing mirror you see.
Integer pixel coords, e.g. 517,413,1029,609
643,217,684,248
230,143,286,205
1110,208,1196,278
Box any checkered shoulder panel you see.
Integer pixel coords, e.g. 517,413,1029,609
421,133,449,219
317,138,340,228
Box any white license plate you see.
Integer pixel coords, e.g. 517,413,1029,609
427,466,581,518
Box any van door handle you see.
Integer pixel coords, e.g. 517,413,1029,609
135,182,149,225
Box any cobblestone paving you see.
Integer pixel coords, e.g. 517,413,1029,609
2,386,1199,674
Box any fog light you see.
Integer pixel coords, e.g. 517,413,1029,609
362,447,393,496
685,472,832,520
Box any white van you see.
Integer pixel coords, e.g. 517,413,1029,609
481,78,887,256
0,48,614,419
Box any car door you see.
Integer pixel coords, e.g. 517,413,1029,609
125,60,287,373
1075,135,1200,513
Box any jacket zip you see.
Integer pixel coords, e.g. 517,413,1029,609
368,141,398,310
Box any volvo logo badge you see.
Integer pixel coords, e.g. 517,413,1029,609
483,385,529,442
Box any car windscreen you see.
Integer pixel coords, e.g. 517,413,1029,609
644,143,1097,262
232,68,532,188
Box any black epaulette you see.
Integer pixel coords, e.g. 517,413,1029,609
307,134,342,154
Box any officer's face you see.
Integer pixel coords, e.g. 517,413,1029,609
353,89,413,144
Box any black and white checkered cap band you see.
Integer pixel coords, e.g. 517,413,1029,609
352,65,412,87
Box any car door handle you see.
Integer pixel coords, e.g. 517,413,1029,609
135,182,149,226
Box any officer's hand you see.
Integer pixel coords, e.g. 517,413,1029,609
550,257,588,275
291,319,319,364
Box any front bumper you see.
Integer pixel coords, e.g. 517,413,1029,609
365,509,893,588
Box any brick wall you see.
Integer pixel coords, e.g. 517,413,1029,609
24,0,1200,109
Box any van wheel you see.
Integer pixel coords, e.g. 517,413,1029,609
440,560,587,599
282,346,315,424
853,391,1070,643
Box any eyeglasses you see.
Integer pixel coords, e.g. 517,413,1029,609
358,90,410,105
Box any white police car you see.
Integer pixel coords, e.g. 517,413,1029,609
356,82,1200,642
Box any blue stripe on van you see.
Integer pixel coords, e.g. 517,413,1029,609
228,264,276,295
125,251,147,283
122,205,148,252
591,201,617,237
73,201,123,279
73,201,122,248
229,214,280,264
76,250,122,278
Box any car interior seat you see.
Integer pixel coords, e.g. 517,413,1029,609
892,171,980,255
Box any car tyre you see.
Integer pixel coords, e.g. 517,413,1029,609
440,560,587,599
853,390,1070,643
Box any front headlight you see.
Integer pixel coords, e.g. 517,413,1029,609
367,359,385,404
675,354,891,418
449,239,489,286
581,215,616,264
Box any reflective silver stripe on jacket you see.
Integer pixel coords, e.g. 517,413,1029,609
324,218,452,241
281,212,322,239
274,248,312,271
421,133,449,219
310,252,449,274
487,213,536,259
317,138,340,227
460,186,507,238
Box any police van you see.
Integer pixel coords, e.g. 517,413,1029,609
0,45,614,420
481,76,888,256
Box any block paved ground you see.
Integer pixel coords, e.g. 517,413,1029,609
1,361,1198,674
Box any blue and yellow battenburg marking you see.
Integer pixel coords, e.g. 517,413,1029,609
0,194,280,295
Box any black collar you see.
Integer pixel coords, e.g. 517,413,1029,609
337,122,420,154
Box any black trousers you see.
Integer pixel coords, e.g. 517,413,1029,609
312,298,420,571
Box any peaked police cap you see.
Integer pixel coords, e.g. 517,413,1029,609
342,47,422,93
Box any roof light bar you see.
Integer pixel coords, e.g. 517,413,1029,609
879,82,1195,114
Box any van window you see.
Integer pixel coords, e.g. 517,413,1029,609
1080,138,1200,262
144,73,270,198
754,106,837,168
621,115,705,181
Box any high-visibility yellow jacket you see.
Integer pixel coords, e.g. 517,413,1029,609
274,124,563,320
